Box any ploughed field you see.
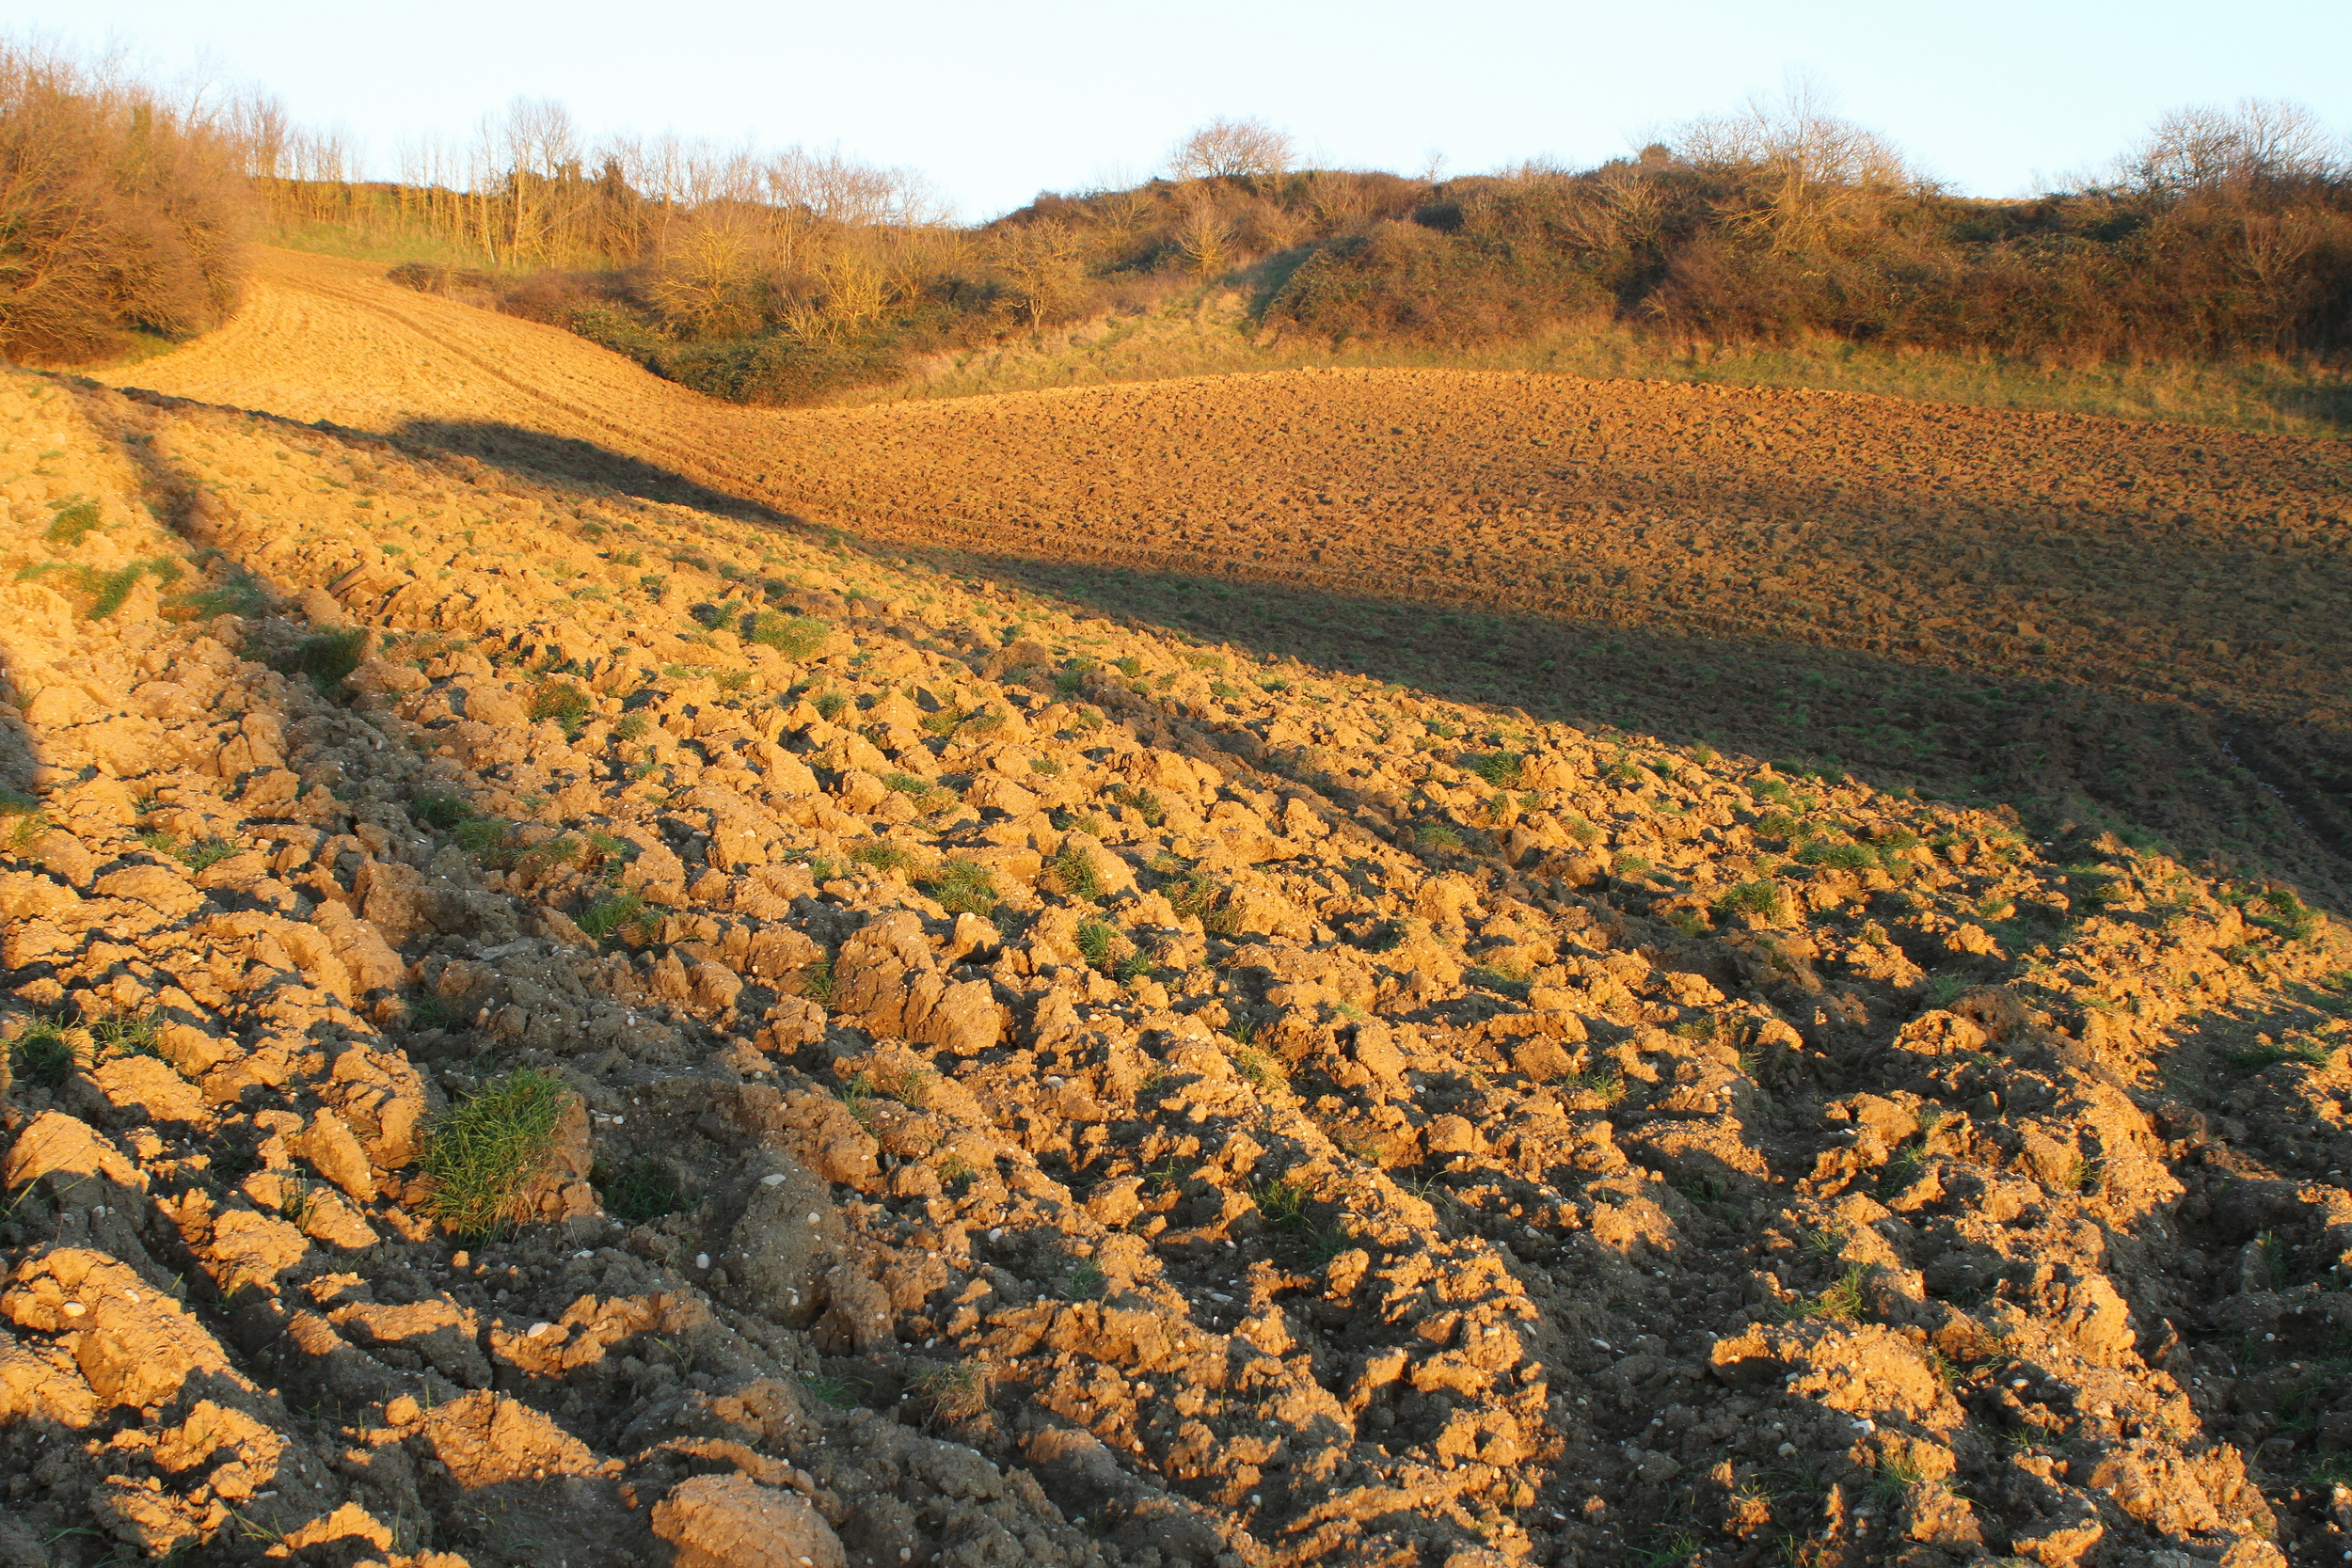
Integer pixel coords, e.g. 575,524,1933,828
129,250,2352,904
0,246,2333,1567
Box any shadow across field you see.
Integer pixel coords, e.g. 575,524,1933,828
914,546,2352,908
391,419,790,524
331,413,2348,910
0,641,40,848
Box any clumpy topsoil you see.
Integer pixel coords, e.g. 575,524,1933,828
2,361,2350,1568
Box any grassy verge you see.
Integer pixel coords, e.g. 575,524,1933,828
260,220,510,272
835,294,2351,441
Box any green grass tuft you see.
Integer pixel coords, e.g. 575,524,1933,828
411,792,473,831
1042,844,1105,902
167,570,272,622
580,890,657,943
270,628,369,696
914,1360,988,1423
88,1010,165,1059
1716,879,1788,921
174,835,238,873
1563,1067,1626,1103
421,1069,569,1237
1795,837,1880,873
1229,1039,1285,1093
882,770,945,806
1107,784,1167,826
1462,751,1524,787
8,1019,87,1088
1790,1264,1868,1323
850,839,920,875
746,611,830,658
528,679,593,736
453,816,516,863
1167,869,1241,936
1250,1174,1311,1233
2249,888,2322,944
920,858,999,916
44,499,102,547
594,1155,690,1224
1074,917,1119,969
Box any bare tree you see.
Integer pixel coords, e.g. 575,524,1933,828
765,144,943,227
2122,98,2344,200
644,209,762,337
1173,200,1233,281
227,89,288,180
872,222,970,302
1166,116,1295,182
991,217,1086,325
808,254,886,338
1672,74,1916,250
498,97,581,263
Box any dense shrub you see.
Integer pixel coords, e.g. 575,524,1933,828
1266,98,2352,364
1269,220,1605,344
0,43,249,362
655,329,910,405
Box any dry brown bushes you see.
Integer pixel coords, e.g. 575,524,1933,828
79,70,2349,409
1273,92,2352,365
0,41,248,362
534,87,2344,404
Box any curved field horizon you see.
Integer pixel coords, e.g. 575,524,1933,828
117,247,2352,901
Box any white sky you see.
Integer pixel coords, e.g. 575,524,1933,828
22,0,2352,220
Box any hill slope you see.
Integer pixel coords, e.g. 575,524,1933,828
0,267,2344,1566
120,248,2352,902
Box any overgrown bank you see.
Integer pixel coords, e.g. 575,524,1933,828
357,99,2352,420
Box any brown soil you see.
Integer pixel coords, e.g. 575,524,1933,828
125,251,2352,906
0,251,2344,1567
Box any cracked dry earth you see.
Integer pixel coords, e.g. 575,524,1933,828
0,360,2348,1568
